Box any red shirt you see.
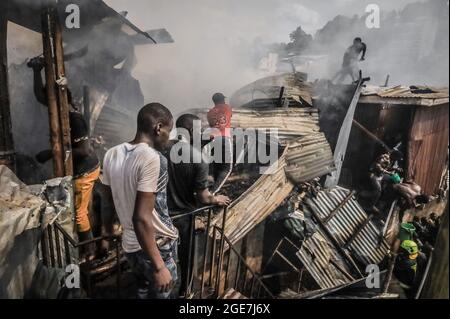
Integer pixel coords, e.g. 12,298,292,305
207,103,232,137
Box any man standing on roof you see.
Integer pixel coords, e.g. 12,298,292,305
333,37,367,83
206,93,234,194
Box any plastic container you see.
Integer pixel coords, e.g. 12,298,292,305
398,223,416,241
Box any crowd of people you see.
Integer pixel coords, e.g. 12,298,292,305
28,47,444,299
29,55,235,298
101,100,236,298
357,144,442,298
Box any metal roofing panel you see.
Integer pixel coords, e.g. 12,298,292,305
285,133,335,184
361,85,449,103
305,187,390,267
296,231,352,289
231,73,313,108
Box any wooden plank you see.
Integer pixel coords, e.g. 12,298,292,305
42,8,65,177
53,8,73,176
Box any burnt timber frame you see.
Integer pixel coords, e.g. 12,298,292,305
41,5,73,177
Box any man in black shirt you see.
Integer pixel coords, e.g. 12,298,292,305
164,114,230,297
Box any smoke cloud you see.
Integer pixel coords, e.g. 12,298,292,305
103,0,445,115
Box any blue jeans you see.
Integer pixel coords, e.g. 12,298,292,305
126,241,178,299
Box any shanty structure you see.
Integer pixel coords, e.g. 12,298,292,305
266,186,390,295
342,85,449,196
190,72,335,245
1,0,173,180
231,72,313,109
0,0,172,299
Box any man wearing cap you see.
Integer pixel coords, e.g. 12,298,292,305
206,93,233,194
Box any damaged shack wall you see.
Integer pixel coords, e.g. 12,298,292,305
0,5,15,168
408,104,449,196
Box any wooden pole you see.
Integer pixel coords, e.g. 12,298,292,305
53,9,73,176
42,8,65,177
353,119,392,153
0,3,15,169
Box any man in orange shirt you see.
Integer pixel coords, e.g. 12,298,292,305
206,93,233,194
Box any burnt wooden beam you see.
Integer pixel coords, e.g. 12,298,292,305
352,119,392,153
41,6,73,177
42,8,64,177
53,9,73,176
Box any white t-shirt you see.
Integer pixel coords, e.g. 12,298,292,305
102,143,178,253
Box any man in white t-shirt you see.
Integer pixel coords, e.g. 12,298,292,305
102,103,178,299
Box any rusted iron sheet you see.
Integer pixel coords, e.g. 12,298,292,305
407,104,449,195
231,72,313,108
362,85,449,101
285,133,335,184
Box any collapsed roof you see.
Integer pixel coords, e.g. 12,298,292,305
5,0,170,44
360,85,449,107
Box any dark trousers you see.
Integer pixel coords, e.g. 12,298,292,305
125,241,178,299
172,215,193,296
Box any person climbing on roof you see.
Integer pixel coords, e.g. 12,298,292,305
332,37,367,84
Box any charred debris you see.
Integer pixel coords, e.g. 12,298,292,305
1,1,449,299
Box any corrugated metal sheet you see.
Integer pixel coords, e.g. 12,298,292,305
407,104,449,195
360,85,449,107
362,85,449,99
231,72,313,108
6,0,157,43
305,187,390,266
285,133,335,184
190,107,320,142
231,108,320,141
297,231,352,289
211,133,336,246
211,148,294,244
